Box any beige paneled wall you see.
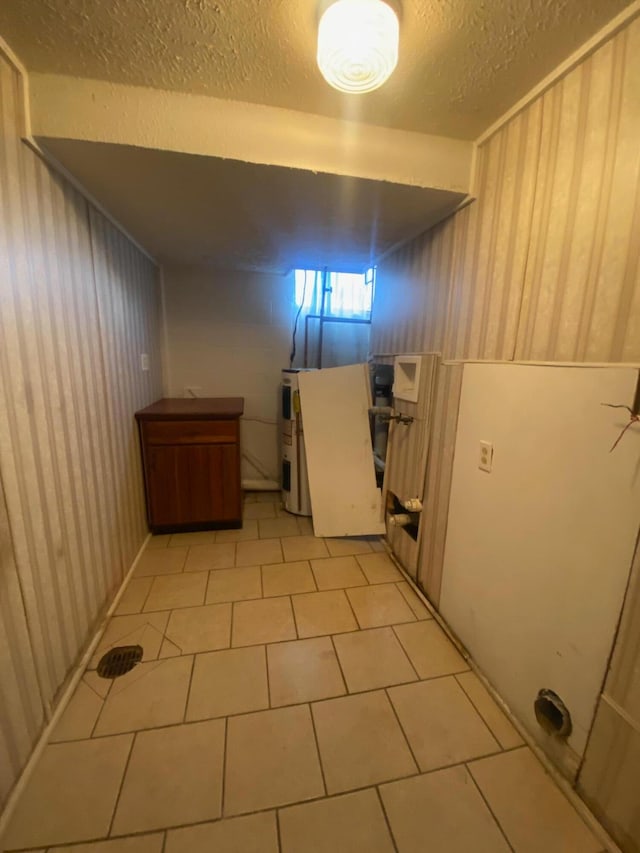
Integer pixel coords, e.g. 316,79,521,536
371,216,457,356
579,543,640,852
0,479,43,809
515,22,640,362
91,209,163,567
0,53,162,811
162,264,294,483
371,18,640,365
370,15,640,851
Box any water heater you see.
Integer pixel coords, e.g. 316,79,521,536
281,369,312,516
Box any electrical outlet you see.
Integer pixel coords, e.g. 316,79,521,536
479,440,493,473
140,353,150,371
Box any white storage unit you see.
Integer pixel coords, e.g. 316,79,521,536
440,362,640,774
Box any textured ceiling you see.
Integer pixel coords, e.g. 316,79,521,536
41,139,465,272
1,0,634,139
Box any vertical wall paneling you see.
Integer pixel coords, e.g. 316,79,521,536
444,102,543,361
90,209,163,569
416,362,464,604
578,698,640,853
371,18,640,367
371,218,457,356
602,538,640,722
578,539,640,850
516,21,640,362
0,479,43,809
0,52,162,813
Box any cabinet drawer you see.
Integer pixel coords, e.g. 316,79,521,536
142,418,237,445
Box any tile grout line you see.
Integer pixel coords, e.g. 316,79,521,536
342,586,365,631
394,579,431,620
106,730,137,838
230,601,237,649
69,718,527,757
88,673,115,739
227,595,235,654
382,686,422,776
78,672,107,702
179,547,189,572
220,717,229,820
374,785,400,853
328,633,350,696
453,672,515,751
50,661,491,748
388,624,421,682
307,702,329,799
139,572,157,612
262,643,274,713
275,807,283,853
288,594,300,641
447,675,502,753
464,761,517,853
181,654,197,724
27,756,536,853
309,559,319,592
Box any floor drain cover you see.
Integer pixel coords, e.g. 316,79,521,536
97,645,143,679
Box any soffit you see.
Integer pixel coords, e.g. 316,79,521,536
40,138,466,272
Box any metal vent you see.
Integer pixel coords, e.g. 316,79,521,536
97,645,143,679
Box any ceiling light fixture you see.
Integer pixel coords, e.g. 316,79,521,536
317,0,399,94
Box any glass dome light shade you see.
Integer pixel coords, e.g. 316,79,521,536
317,0,399,94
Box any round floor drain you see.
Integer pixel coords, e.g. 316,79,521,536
97,645,143,679
534,688,572,738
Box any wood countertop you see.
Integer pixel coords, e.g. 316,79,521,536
135,397,244,420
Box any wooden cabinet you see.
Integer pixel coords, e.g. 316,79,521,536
135,398,244,533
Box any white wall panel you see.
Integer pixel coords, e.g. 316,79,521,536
440,363,640,767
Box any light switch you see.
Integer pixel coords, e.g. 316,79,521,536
140,353,150,371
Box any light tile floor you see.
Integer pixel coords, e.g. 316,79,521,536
2,494,606,852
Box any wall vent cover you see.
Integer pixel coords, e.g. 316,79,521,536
534,688,572,738
97,645,143,679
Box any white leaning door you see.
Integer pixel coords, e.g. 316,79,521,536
298,364,385,538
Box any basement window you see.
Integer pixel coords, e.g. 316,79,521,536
295,268,375,320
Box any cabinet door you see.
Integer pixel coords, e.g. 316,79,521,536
146,443,240,526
